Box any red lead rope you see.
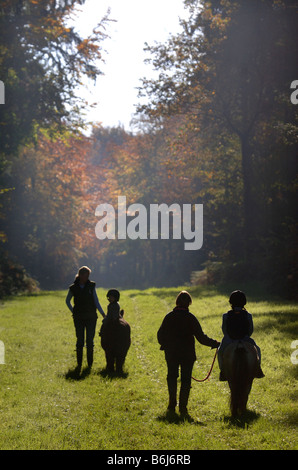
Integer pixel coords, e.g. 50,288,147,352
192,348,218,382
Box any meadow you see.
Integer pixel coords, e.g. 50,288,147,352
0,285,297,450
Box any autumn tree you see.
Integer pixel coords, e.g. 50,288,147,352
0,0,110,290
1,129,107,287
90,125,209,287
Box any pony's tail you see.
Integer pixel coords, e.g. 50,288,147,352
230,342,248,416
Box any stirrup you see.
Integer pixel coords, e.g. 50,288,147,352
255,367,265,378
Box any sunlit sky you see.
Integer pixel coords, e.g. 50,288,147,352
73,0,188,131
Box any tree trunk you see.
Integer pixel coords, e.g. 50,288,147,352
240,135,255,263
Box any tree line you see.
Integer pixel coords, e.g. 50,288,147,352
0,0,297,298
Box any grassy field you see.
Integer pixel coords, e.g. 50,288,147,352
0,285,297,450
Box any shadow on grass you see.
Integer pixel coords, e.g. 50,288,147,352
63,366,92,381
223,409,260,428
156,409,207,426
62,366,129,381
97,367,129,380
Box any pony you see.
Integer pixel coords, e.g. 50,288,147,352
100,313,131,374
222,340,259,417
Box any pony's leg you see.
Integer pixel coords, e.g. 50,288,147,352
116,354,125,374
229,382,237,417
241,380,253,414
105,351,115,372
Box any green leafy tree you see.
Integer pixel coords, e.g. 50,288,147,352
0,0,109,157
137,0,298,294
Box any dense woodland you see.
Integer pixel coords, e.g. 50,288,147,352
0,0,297,298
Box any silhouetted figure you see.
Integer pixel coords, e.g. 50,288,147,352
100,289,131,374
66,266,105,372
218,290,264,381
157,291,219,417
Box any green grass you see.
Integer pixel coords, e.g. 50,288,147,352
0,286,297,450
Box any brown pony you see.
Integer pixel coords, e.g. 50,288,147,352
100,314,131,374
223,341,259,417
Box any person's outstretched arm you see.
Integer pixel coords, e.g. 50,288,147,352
93,289,106,318
193,316,219,349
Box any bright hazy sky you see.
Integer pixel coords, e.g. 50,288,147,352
73,0,188,130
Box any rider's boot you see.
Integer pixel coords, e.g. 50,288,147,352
255,364,265,378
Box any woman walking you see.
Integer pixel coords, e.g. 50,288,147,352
158,291,219,417
66,266,106,371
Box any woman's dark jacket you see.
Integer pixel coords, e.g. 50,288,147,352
157,307,218,362
69,278,97,320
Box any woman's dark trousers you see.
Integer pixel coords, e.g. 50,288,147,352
166,357,194,413
73,317,97,368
